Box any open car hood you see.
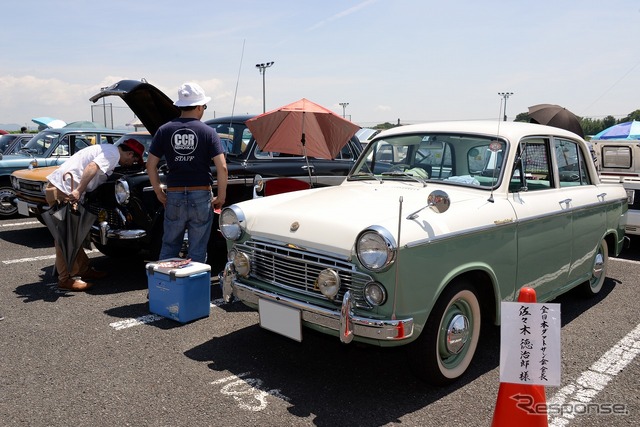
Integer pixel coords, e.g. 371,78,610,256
89,80,179,135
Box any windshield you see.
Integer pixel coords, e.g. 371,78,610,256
207,121,253,155
0,135,16,152
23,131,61,155
349,132,509,189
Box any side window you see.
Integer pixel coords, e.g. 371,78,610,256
53,135,70,156
555,139,591,186
510,139,552,192
72,134,94,153
337,142,354,160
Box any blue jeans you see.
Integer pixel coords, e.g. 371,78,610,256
160,190,213,263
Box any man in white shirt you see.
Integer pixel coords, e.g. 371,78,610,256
45,139,144,291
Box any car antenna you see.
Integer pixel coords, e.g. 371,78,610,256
488,98,504,203
230,39,245,120
225,39,245,153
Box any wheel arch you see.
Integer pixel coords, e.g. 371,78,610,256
433,266,498,328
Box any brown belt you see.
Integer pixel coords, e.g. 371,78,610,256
166,185,211,192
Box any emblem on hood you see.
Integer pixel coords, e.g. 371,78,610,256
290,221,300,232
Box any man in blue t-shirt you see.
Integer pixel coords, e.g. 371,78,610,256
147,82,228,263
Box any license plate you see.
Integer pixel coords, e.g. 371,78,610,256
258,299,302,342
17,200,29,216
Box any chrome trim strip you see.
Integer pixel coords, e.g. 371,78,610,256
406,197,627,249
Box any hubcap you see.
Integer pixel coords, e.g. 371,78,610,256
0,187,17,216
592,250,604,283
445,314,470,354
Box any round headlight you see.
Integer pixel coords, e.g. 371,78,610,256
356,227,396,271
39,181,47,194
114,179,130,205
219,206,245,241
315,269,340,300
364,281,387,306
10,176,18,189
233,251,251,277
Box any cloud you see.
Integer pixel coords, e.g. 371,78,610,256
307,0,377,31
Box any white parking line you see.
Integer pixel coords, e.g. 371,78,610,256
3,254,56,264
2,249,98,265
611,257,640,265
110,314,165,330
0,220,39,228
548,322,640,426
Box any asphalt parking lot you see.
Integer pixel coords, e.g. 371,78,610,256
1,216,638,427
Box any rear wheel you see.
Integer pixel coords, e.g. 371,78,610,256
581,238,608,296
407,280,481,385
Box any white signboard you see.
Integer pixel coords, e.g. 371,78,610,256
499,301,561,386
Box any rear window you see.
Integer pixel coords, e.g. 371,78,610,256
601,146,632,169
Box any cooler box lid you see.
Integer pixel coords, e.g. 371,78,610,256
146,258,211,278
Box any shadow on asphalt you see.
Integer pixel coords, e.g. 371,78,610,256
0,225,53,250
181,276,621,426
183,307,503,427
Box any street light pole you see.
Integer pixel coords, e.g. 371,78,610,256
339,102,349,119
256,62,274,113
498,92,514,121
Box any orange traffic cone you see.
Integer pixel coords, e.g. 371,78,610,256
491,287,548,427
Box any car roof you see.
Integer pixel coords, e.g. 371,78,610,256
205,115,256,125
376,120,585,142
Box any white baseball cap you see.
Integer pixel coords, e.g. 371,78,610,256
173,82,211,107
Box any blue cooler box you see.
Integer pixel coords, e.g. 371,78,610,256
146,259,211,323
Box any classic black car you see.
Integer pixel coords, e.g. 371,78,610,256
85,80,362,271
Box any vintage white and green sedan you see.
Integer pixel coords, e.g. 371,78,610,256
219,121,628,385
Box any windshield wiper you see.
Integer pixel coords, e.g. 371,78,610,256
380,171,427,186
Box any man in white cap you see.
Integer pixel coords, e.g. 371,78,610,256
146,82,228,264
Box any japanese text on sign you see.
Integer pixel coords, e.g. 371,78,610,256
499,301,561,386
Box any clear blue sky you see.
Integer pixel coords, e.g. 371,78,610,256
2,0,639,130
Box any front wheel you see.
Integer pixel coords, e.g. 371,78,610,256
581,238,608,296
0,184,18,217
407,280,481,385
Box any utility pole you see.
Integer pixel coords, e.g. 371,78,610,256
498,92,514,121
339,102,349,119
256,62,274,113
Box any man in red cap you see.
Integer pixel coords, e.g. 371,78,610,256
45,138,145,291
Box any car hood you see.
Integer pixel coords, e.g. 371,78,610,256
0,154,33,169
232,180,508,258
89,80,179,135
12,165,59,181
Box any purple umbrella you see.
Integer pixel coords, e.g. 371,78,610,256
592,120,640,140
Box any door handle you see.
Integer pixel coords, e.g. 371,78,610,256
302,165,315,170
559,198,572,206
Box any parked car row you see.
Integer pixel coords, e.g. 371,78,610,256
11,79,363,272
1,126,125,217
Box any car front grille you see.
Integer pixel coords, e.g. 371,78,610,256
235,240,374,309
16,179,45,198
86,202,126,229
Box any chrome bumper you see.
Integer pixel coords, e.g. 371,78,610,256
221,262,414,343
93,221,147,245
